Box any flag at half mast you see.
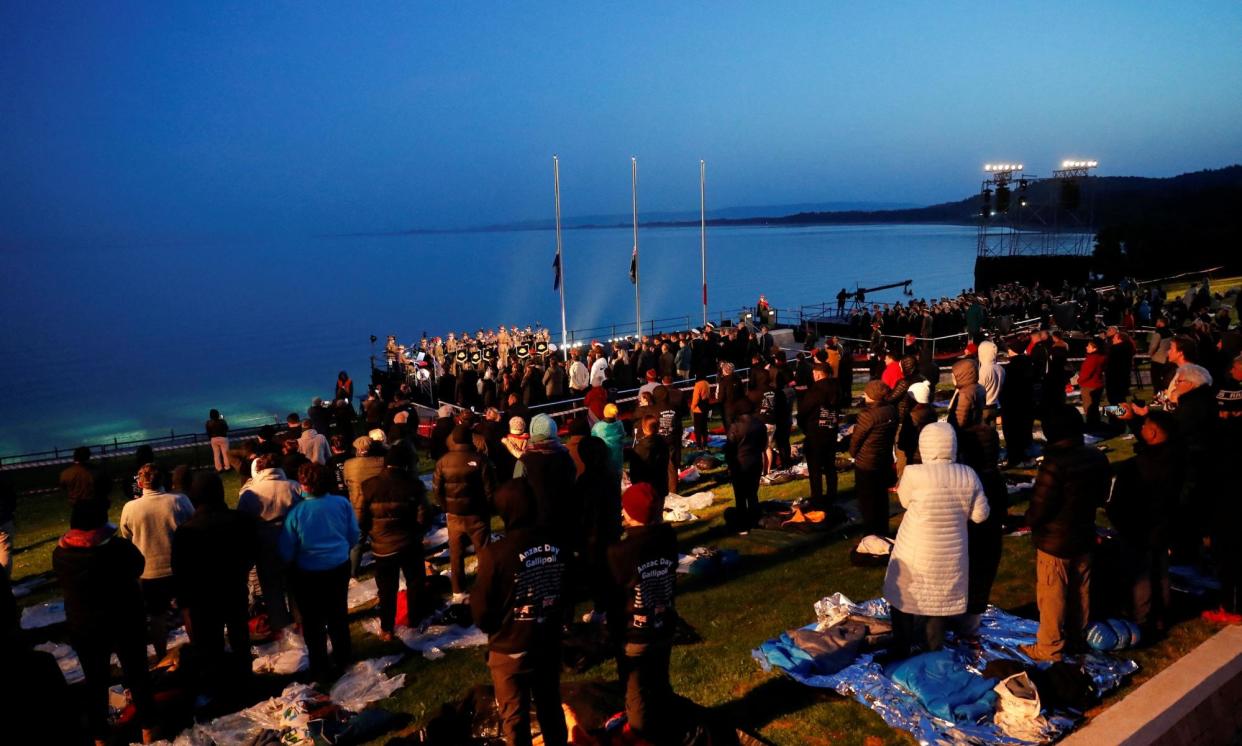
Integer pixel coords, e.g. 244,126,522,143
629,245,637,284
552,249,561,292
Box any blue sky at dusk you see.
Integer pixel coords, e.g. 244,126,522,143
3,1,1241,245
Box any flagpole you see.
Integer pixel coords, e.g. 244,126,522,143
632,156,641,340
554,155,568,361
700,159,708,328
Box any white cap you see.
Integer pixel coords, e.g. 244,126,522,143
909,380,932,404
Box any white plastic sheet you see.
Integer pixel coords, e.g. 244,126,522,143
329,655,406,711
251,631,311,675
662,506,698,523
363,617,487,660
664,492,715,512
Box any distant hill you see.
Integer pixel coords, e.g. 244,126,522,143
480,200,920,231
669,165,1242,230
350,167,1242,277
669,165,1242,278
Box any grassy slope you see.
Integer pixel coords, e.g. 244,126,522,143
9,392,1221,746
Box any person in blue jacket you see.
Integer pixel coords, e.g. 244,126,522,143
281,461,359,679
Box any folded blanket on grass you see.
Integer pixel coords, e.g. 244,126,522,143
754,594,1138,745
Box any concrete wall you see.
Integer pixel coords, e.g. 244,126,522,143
1062,626,1242,745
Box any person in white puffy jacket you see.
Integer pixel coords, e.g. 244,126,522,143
882,422,990,657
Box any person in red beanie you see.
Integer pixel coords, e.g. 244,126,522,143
608,482,679,742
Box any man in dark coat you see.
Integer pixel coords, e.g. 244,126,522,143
58,446,111,506
433,424,497,599
578,436,622,621
52,499,156,744
471,479,568,746
172,472,258,699
1109,408,1183,635
1105,328,1136,405
1000,339,1036,467
653,384,684,495
360,446,429,636
516,414,579,553
429,405,457,461
725,399,766,531
629,415,670,504
849,380,898,537
715,361,746,429
1022,406,1111,661
608,483,679,741
798,363,841,507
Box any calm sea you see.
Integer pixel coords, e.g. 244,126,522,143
0,223,978,454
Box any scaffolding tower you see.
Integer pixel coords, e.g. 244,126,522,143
976,160,1097,258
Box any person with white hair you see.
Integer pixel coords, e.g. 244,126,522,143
882,422,990,657
429,404,456,461
343,434,387,576
896,380,937,475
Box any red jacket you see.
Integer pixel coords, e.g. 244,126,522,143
881,360,903,390
1078,351,1106,390
584,386,608,421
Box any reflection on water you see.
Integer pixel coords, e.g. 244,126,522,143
0,223,977,453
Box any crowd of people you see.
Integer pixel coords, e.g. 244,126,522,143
3,275,1240,746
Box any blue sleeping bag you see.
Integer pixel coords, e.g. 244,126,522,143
886,650,998,723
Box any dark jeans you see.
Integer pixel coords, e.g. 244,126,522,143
804,438,838,506
1106,378,1131,406
186,595,252,695
775,427,792,470
75,631,154,739
141,576,177,661
967,517,1004,615
584,539,614,613
730,462,761,525
667,438,683,496
855,466,895,537
889,608,948,658
290,562,352,675
374,545,426,632
487,646,566,746
1081,386,1103,429
1120,541,1170,628
256,532,293,630
446,513,490,595
692,412,708,447
618,642,673,740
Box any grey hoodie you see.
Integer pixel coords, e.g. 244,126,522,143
977,341,1005,407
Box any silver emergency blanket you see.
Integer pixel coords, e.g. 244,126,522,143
754,593,1138,745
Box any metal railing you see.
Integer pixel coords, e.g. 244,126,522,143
0,415,285,470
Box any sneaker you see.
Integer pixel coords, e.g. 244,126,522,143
760,475,774,485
